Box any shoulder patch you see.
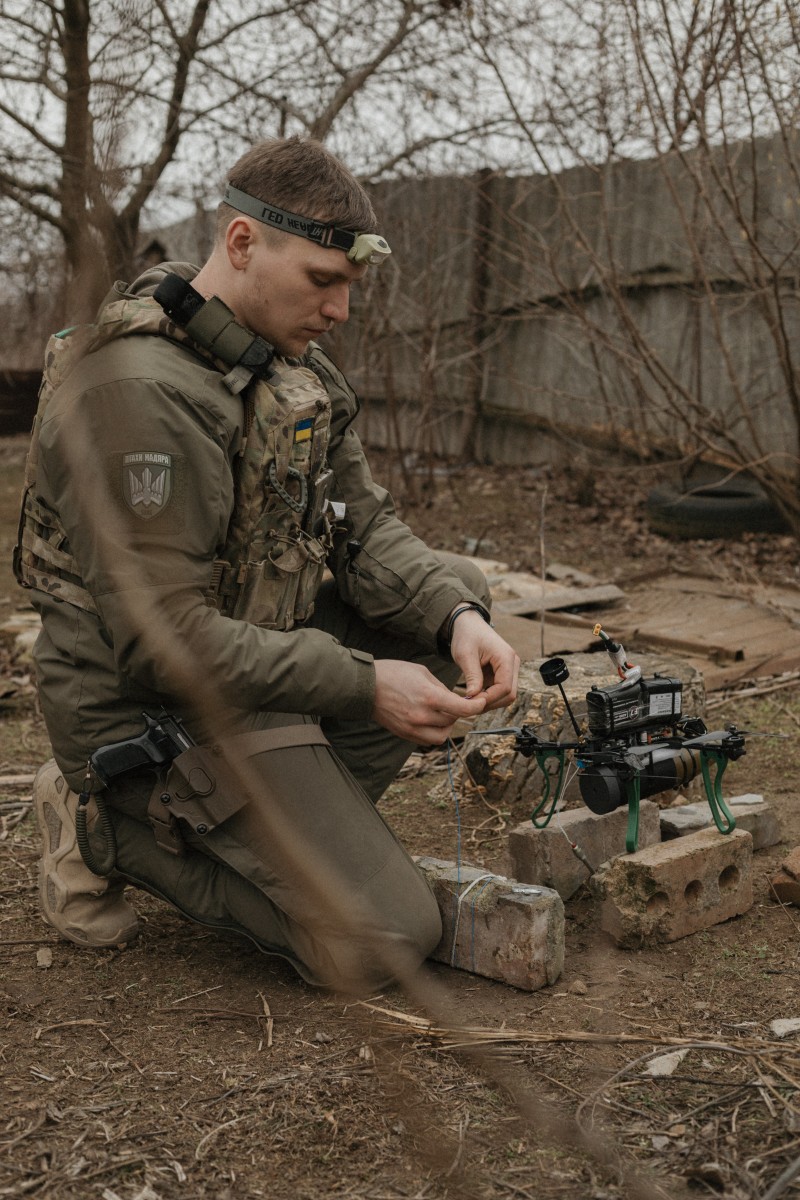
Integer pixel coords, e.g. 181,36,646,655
122,452,173,519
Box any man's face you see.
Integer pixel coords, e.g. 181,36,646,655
235,226,368,357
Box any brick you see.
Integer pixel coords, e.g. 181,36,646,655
590,827,753,947
770,847,800,907
414,857,564,991
660,801,781,850
507,800,661,900
779,847,800,879
770,871,800,906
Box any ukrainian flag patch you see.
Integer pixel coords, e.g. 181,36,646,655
294,418,313,443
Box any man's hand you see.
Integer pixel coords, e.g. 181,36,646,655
372,659,488,745
449,609,519,710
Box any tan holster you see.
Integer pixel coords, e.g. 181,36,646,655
146,724,330,855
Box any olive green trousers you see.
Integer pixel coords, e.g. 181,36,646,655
104,556,489,991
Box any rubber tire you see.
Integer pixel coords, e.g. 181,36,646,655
645,480,788,539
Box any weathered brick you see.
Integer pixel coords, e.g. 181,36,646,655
770,870,800,906
507,801,661,900
415,857,564,991
779,846,800,879
590,827,753,947
660,800,781,850
770,847,800,907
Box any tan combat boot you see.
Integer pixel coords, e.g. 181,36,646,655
34,759,139,947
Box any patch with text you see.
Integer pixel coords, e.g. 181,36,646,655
122,452,173,520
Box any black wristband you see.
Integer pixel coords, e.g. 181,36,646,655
442,602,491,650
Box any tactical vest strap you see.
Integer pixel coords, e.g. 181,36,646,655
184,299,253,364
214,723,330,759
154,273,275,380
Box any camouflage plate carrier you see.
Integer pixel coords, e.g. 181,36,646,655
15,294,335,631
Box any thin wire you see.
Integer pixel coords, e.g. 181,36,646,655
446,738,461,887
555,762,579,844
446,738,502,969
450,872,496,967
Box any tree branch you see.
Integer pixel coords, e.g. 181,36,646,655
121,0,213,222
0,168,65,233
308,1,431,141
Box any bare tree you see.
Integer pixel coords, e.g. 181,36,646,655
0,0,536,326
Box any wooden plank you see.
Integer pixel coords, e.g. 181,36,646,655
483,567,800,690
759,586,800,615
492,612,597,661
624,599,799,655
534,610,599,629
545,562,603,587
730,630,800,655
626,625,743,664
496,584,625,616
645,575,800,616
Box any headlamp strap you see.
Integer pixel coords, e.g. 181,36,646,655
225,184,354,252
223,184,391,266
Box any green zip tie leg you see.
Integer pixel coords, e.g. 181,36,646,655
530,749,567,829
624,774,641,854
700,750,737,834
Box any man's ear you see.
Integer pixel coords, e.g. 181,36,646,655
225,216,258,270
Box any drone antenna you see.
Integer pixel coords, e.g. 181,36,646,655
593,624,641,682
539,657,582,737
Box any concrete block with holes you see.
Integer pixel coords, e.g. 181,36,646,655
414,857,564,991
590,827,753,947
506,800,662,901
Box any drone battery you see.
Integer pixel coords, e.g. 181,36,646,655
585,675,682,738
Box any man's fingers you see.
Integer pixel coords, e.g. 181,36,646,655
465,647,520,709
433,691,486,719
371,658,488,743
481,683,517,710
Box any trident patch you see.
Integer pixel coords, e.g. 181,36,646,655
122,452,172,519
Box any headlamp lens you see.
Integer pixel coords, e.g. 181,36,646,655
347,233,392,266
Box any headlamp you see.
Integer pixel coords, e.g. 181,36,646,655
224,184,391,266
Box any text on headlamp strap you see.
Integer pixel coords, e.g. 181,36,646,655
223,184,391,266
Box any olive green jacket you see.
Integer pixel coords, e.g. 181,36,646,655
30,263,481,790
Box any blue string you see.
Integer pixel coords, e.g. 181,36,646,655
446,739,461,889
446,740,497,970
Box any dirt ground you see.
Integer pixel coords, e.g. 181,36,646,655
1,435,799,1200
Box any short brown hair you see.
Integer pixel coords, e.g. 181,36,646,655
216,136,377,240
